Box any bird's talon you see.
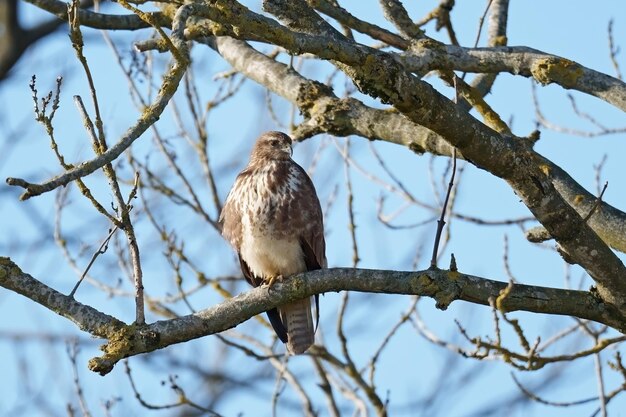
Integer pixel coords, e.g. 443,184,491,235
265,275,284,290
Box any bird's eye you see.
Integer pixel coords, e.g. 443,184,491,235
270,140,279,147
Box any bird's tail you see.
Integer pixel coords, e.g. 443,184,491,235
280,297,314,354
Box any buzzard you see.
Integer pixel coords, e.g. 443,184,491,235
220,131,326,354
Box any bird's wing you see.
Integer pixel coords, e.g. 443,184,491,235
293,163,327,333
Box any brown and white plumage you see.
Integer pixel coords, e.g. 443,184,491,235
220,131,326,354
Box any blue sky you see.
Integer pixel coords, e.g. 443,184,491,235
1,1,626,416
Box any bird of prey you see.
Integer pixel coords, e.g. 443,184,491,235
220,131,326,354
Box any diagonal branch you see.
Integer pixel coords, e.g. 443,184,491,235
0,0,99,80
181,0,626,312
306,0,625,111
5,3,191,200
203,36,626,257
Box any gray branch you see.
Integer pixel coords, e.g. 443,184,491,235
404,43,626,112
23,0,169,30
24,0,626,112
5,3,191,200
174,1,626,313
0,257,125,337
1,257,623,377
206,36,626,259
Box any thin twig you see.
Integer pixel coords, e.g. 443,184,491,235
583,181,608,223
472,0,494,48
124,360,223,415
430,148,457,268
366,298,418,385
311,357,341,417
6,2,192,200
343,138,360,267
69,225,120,297
594,351,608,417
67,340,93,417
271,356,287,417
511,373,598,407
607,19,623,80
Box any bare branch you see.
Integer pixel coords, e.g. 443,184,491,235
607,19,623,81
23,0,169,30
430,149,456,268
206,36,626,259
2,256,624,375
6,3,192,200
0,257,125,338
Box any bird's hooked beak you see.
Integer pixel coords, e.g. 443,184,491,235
284,143,293,157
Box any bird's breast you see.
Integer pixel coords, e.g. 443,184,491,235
240,229,305,279
233,165,307,279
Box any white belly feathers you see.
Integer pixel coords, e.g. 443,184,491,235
239,231,305,279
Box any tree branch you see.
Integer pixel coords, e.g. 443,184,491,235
456,0,509,112
404,43,626,112
0,257,125,337
1,257,624,376
0,0,96,79
304,0,624,111
35,1,623,308
203,35,626,258
23,0,169,30
167,1,626,311
25,0,625,111
5,2,191,200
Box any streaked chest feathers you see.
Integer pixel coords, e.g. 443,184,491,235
232,162,306,278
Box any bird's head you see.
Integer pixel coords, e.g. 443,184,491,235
251,131,293,162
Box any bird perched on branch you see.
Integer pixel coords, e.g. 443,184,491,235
220,131,326,354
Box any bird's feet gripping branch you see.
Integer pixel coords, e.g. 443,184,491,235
264,274,285,289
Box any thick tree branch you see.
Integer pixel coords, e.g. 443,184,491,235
307,0,624,111
377,0,423,39
206,37,444,148
172,0,626,312
404,43,626,112
25,0,626,112
532,159,626,253
204,36,626,257
0,257,125,337
310,0,410,49
22,0,169,30
1,256,623,376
